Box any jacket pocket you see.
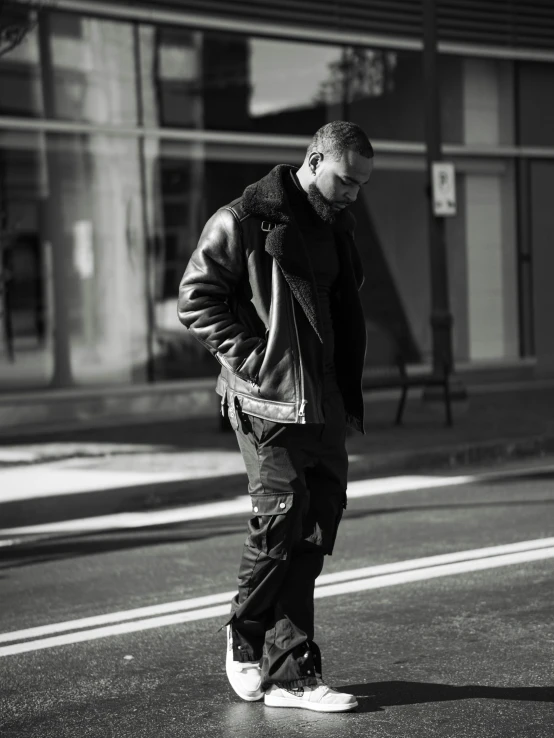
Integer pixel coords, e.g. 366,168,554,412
216,339,266,385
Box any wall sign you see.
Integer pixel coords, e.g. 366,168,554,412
432,162,456,217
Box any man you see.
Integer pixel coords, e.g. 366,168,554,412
178,121,373,712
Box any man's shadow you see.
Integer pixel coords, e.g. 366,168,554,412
341,681,554,713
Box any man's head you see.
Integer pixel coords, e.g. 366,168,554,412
299,121,374,223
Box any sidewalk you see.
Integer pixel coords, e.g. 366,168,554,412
1,383,554,535
2,382,554,469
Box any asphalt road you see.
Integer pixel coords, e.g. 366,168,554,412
1,459,554,737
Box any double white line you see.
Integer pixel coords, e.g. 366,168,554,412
2,537,554,658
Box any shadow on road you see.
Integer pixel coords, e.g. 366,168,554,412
3,491,554,570
486,470,554,484
343,680,554,713
0,519,246,569
344,497,554,523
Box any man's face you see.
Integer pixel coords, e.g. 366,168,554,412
308,148,373,223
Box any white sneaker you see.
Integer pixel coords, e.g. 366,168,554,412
264,679,358,713
225,625,263,702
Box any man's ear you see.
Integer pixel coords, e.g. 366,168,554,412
309,152,323,173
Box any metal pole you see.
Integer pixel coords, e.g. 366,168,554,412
422,0,454,377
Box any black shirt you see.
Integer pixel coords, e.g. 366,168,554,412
286,170,340,391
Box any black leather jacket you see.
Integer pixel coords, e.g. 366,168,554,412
178,165,367,432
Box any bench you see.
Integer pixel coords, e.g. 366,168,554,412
362,358,453,427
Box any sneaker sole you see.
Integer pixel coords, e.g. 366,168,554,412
264,695,358,712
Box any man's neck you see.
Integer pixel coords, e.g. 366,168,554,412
296,160,315,194
290,169,307,196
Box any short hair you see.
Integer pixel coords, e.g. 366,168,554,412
307,121,374,161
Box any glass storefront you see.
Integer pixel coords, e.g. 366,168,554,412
0,130,148,390
0,6,548,393
139,28,464,143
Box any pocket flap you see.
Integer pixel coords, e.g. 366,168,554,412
250,494,292,516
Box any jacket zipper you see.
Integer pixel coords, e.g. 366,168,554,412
290,294,307,424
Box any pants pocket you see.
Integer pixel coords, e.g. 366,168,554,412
239,409,285,447
248,493,295,560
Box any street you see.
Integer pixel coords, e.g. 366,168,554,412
1,458,554,737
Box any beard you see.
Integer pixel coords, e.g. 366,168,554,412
307,184,341,224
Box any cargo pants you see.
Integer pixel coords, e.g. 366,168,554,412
227,389,348,689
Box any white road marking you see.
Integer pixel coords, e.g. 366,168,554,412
0,591,236,644
1,538,553,657
314,547,554,599
0,474,475,539
0,605,232,657
313,536,554,584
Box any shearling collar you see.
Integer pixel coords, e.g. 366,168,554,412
241,165,358,342
242,164,355,231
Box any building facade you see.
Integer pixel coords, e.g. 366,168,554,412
0,0,553,427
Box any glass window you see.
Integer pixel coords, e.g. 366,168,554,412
46,11,137,124
0,13,43,117
0,131,149,391
139,29,470,144
440,55,464,145
0,131,51,388
247,38,345,134
340,47,425,143
0,10,138,124
517,62,554,146
140,27,351,134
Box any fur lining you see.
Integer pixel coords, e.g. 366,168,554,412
241,165,357,341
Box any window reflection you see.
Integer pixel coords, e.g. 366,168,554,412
0,131,51,387
247,38,344,131
517,62,554,146
0,131,148,389
0,18,43,117
140,29,462,143
48,12,137,124
0,11,137,125
140,29,346,134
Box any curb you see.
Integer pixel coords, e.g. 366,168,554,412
1,432,554,472
347,433,554,480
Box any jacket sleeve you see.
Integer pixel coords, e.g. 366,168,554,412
177,208,266,383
